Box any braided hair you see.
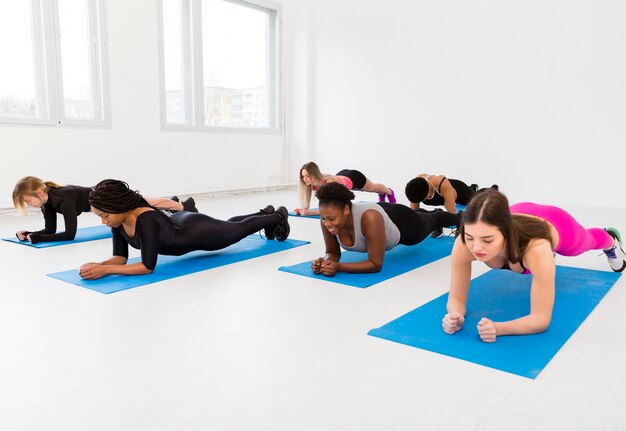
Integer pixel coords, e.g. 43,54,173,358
89,179,150,214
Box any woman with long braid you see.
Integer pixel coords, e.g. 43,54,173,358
79,179,290,279
12,176,197,244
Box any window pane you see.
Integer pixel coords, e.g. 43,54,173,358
162,0,187,124
202,0,272,128
58,0,98,120
0,1,43,118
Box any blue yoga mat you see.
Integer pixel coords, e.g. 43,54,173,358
368,266,621,379
278,236,455,288
47,236,310,294
288,202,380,219
288,210,320,219
2,225,112,248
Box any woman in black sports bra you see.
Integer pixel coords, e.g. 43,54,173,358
78,179,289,280
404,173,498,214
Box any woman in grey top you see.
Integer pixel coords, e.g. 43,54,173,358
311,182,460,276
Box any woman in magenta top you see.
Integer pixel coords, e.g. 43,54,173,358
443,189,625,342
295,161,396,216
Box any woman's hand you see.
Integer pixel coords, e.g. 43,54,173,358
16,231,30,241
79,262,109,280
317,259,338,277
442,312,465,334
311,258,337,276
311,258,324,274
477,317,497,342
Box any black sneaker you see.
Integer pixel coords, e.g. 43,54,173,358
171,196,180,202
430,227,444,239
260,205,276,240
273,206,290,241
182,197,198,212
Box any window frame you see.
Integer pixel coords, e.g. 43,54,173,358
0,0,111,127
157,0,283,133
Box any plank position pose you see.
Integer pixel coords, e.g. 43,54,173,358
295,162,396,216
443,189,625,342
311,182,460,276
13,176,197,244
405,173,498,214
79,179,290,279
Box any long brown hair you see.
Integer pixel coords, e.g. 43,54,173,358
12,176,64,215
298,162,331,208
459,189,553,263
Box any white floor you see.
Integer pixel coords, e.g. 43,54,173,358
1,190,625,431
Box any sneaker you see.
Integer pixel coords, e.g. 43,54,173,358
430,227,444,239
182,197,198,212
387,188,397,204
378,193,386,203
260,205,276,240
606,227,622,243
171,196,180,203
470,184,479,192
273,206,290,241
603,228,626,272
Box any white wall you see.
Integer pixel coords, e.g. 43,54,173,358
4,0,626,210
0,0,290,209
302,0,626,208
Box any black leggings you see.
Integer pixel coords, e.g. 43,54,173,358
378,203,460,245
335,169,367,190
171,210,282,251
422,178,474,206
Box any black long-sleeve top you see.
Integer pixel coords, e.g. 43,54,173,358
29,185,92,243
111,210,260,271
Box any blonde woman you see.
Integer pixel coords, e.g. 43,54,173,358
295,162,395,216
12,176,197,244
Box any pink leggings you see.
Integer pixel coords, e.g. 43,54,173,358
509,202,612,256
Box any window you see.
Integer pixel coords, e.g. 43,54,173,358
0,0,110,125
159,0,281,130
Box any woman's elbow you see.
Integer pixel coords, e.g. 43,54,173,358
369,262,383,273
531,315,552,333
142,265,155,275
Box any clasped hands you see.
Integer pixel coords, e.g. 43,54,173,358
311,257,338,277
442,312,497,342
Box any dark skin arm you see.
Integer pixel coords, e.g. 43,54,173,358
312,210,386,276
438,178,459,214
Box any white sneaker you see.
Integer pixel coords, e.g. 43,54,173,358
603,228,626,272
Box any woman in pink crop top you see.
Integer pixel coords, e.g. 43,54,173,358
443,189,625,342
294,162,396,216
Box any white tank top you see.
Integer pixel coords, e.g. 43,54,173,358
337,203,401,252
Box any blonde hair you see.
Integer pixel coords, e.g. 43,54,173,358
12,176,64,215
298,162,331,208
